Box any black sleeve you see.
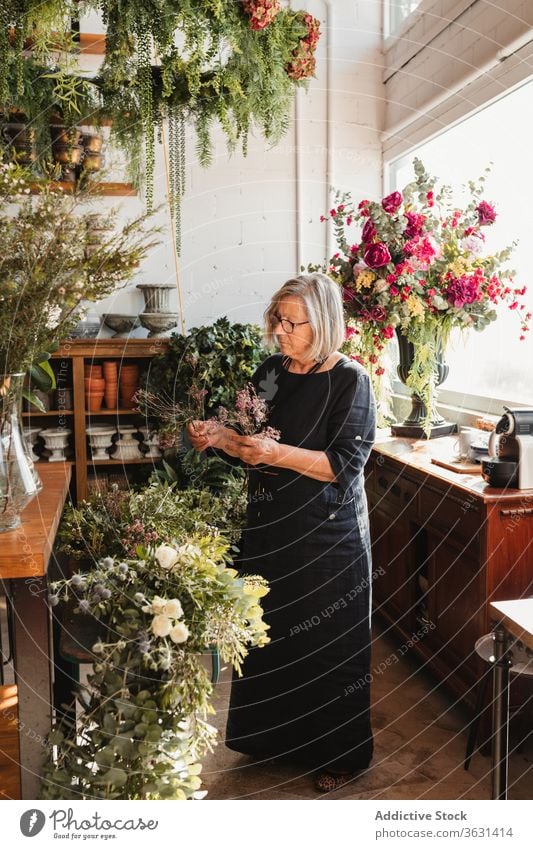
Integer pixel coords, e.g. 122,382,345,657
324,366,376,498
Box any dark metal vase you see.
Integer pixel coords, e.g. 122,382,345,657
390,330,456,439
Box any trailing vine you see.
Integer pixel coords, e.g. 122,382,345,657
1,1,321,252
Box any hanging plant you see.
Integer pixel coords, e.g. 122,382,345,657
0,1,321,252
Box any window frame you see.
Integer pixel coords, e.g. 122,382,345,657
382,89,533,418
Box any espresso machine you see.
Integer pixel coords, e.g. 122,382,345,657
482,408,533,489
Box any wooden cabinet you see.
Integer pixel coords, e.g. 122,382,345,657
366,435,533,707
22,338,169,501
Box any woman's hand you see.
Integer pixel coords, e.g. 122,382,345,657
231,434,281,466
187,420,223,453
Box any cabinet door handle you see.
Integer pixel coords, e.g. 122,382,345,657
500,507,533,519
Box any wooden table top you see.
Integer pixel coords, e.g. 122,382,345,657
489,599,533,653
0,464,71,580
372,432,533,503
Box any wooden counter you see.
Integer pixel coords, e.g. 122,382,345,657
367,433,533,707
0,464,72,579
0,463,71,800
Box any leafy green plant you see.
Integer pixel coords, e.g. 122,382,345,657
0,159,160,375
41,545,269,799
145,317,266,414
42,479,267,800
1,2,320,250
58,477,247,562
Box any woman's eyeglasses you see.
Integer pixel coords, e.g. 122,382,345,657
272,313,310,334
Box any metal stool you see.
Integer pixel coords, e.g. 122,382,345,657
464,632,533,770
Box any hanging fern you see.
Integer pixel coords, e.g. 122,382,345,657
1,0,321,252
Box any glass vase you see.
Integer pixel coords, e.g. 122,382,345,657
0,373,42,533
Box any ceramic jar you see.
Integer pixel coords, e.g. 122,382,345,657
87,425,117,460
40,428,71,462
23,426,42,462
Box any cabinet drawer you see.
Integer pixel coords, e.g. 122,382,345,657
420,486,482,543
367,462,419,513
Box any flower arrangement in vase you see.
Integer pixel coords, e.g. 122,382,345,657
312,159,530,436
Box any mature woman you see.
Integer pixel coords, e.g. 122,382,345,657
187,273,376,792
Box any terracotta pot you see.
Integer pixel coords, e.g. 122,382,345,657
84,377,105,391
103,360,118,377
85,365,103,378
86,392,104,412
104,388,118,409
50,125,82,146
120,372,139,385
82,133,103,153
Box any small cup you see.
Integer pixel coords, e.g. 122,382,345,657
453,426,478,461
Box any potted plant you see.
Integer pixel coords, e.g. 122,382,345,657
41,479,267,799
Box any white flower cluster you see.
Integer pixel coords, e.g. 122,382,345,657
142,594,190,643
154,543,203,571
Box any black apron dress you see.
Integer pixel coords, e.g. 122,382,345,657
222,352,376,772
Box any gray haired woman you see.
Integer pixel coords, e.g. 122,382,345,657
188,273,376,793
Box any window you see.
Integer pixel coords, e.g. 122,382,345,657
387,80,533,409
387,0,423,35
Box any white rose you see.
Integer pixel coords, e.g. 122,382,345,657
169,622,190,644
150,595,166,614
163,598,183,619
155,544,179,570
151,614,172,638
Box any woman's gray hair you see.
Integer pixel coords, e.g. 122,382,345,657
263,273,345,362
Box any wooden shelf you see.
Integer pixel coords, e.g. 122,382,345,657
35,459,75,466
88,458,158,465
22,410,74,417
30,181,137,196
86,409,140,416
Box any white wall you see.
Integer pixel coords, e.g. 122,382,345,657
78,0,384,336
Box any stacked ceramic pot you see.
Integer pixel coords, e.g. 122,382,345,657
136,425,162,458
85,364,105,412
119,363,140,409
136,283,179,337
103,360,119,410
113,424,143,460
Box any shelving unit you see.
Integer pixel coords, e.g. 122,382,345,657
29,182,137,196
26,338,169,501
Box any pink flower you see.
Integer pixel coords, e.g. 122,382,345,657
476,200,497,226
361,219,376,243
404,234,441,270
389,284,399,296
344,326,357,339
320,215,326,222
382,325,395,339
382,191,403,214
403,211,426,239
426,191,434,207
363,242,391,268
346,216,353,226
445,274,481,308
330,207,337,217
370,306,387,322
342,286,356,302
375,367,385,376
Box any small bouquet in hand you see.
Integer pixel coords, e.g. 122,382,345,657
134,382,280,449
212,383,281,441
133,384,208,449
